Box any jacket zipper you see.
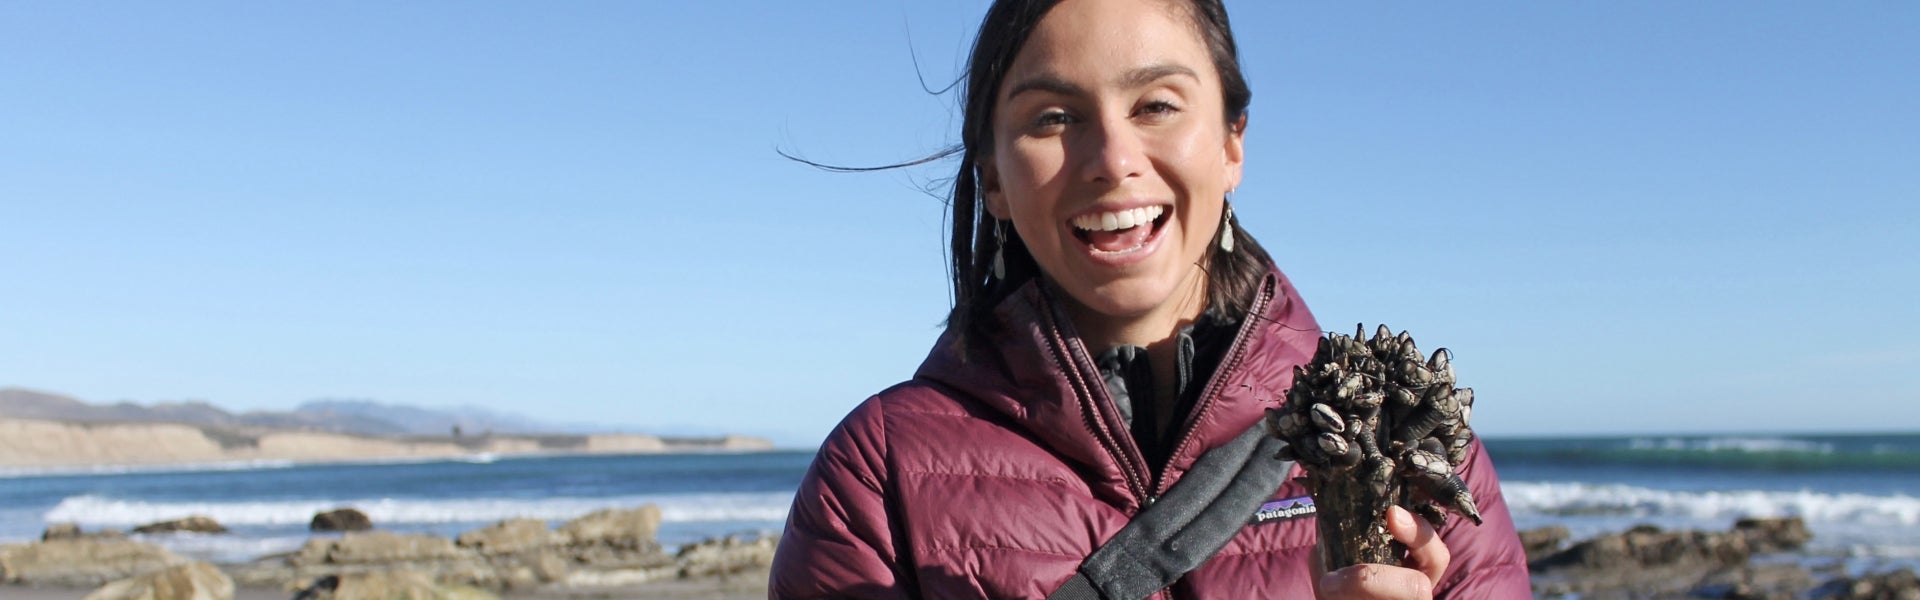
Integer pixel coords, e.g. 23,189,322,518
1151,276,1277,498
1036,288,1155,507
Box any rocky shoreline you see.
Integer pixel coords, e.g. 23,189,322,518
1524,518,1918,599
2,506,775,600
6,511,1917,599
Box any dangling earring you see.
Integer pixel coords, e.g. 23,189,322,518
1219,193,1236,254
992,220,1007,280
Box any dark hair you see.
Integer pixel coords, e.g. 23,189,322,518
948,0,1274,346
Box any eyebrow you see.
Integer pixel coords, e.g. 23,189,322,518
1004,63,1200,101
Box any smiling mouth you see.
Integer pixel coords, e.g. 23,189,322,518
1071,205,1170,255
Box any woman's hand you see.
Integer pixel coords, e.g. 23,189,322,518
1312,506,1451,599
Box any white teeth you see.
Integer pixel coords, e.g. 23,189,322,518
1072,206,1164,232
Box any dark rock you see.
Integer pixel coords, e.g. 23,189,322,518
1529,519,1822,598
1817,568,1920,600
42,523,83,541
132,514,229,535
1517,525,1569,563
1733,517,1812,554
1531,526,1751,572
311,508,373,532
1692,563,1818,600
42,523,126,541
290,574,339,600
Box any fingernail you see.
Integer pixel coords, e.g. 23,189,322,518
1389,506,1411,529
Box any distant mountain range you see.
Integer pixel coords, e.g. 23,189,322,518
0,387,586,437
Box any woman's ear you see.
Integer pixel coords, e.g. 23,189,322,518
979,159,1011,220
1224,114,1247,191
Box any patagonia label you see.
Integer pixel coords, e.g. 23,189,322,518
1251,495,1316,524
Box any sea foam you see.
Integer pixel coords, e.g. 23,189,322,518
1502,481,1920,527
1625,437,1837,454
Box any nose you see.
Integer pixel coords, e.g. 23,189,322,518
1076,117,1145,185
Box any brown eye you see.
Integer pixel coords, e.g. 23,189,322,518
1137,100,1180,121
1033,110,1076,131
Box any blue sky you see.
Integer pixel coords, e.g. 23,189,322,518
3,2,1915,447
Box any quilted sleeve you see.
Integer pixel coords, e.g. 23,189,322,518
769,395,916,599
1434,436,1533,598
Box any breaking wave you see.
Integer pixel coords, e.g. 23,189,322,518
1485,433,1920,472
1626,437,1836,454
42,492,793,528
1502,481,1920,527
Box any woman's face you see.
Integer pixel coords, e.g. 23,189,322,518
983,0,1244,340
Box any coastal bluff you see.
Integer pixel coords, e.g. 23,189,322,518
0,417,773,469
0,388,775,469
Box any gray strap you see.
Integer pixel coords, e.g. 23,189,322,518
1047,423,1295,600
1047,573,1101,600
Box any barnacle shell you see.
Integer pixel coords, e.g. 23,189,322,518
1309,403,1346,433
1334,373,1366,401
1387,387,1420,409
1317,432,1352,457
1397,361,1435,389
1405,448,1449,474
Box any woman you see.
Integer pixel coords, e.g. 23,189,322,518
772,0,1530,597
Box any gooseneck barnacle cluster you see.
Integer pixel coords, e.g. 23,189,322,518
1266,324,1482,569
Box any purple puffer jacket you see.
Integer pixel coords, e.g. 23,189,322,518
771,269,1531,599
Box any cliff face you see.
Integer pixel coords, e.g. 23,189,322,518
0,419,226,465
0,418,496,467
0,417,774,469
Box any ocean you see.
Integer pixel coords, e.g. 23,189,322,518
2,433,1916,574
1491,433,1920,573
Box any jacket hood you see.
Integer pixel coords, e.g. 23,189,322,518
914,267,1323,496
